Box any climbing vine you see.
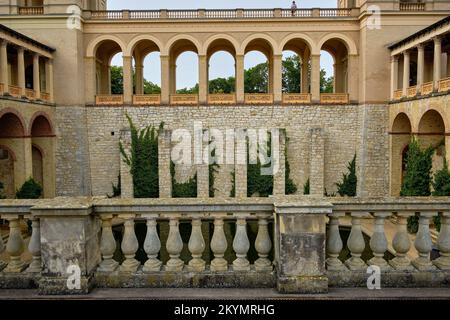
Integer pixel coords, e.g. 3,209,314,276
0,181,6,199
247,134,274,197
120,114,162,198
209,147,220,197
285,135,298,195
171,161,197,198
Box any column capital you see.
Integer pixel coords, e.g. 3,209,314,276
391,55,399,62
402,50,410,57
416,43,425,50
17,46,25,54
433,36,442,44
0,39,7,47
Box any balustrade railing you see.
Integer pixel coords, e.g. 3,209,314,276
133,94,161,105
207,93,236,105
95,94,124,105
394,89,403,100
421,81,434,95
400,3,426,12
244,93,274,105
40,92,50,102
87,8,357,20
320,93,349,104
8,85,22,97
25,88,35,100
438,77,450,93
282,93,311,104
18,6,44,15
407,86,417,98
170,94,199,105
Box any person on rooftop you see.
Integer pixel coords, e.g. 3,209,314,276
291,1,298,16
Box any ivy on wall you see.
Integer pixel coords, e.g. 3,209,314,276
303,178,310,195
171,161,197,198
284,135,298,195
247,134,274,197
120,114,162,198
209,147,220,197
336,154,357,197
0,181,5,199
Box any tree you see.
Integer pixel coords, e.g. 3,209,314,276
16,178,43,199
282,56,301,93
245,62,269,93
176,84,199,94
400,138,434,233
431,159,450,231
336,154,357,197
209,77,235,94
143,80,161,94
320,69,334,93
110,66,124,94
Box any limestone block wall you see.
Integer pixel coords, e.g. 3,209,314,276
84,104,390,198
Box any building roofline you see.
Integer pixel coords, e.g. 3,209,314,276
0,24,56,53
388,15,450,50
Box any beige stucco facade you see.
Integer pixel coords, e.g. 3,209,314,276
0,0,449,199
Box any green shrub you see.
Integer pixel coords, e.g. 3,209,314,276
16,178,42,199
285,136,298,195
430,159,450,232
336,154,357,197
400,139,434,233
303,178,310,195
171,161,197,198
120,114,161,198
247,135,273,197
0,181,5,199
108,175,121,198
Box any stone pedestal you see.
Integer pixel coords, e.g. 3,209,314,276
274,199,331,294
31,198,101,295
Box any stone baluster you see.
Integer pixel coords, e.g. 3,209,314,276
232,215,250,271
98,215,119,272
433,213,450,270
0,222,6,271
390,213,413,270
166,217,184,271
255,215,273,272
26,218,42,273
345,213,367,271
119,215,140,272
326,213,345,271
4,217,26,273
368,212,391,270
210,216,228,272
413,212,437,271
143,215,162,272
188,217,206,272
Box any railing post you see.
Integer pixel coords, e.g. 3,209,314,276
345,213,367,271
166,217,184,271
312,8,320,17
3,216,26,273
31,198,101,295
232,214,250,271
188,217,206,272
143,214,162,272
255,214,273,272
413,212,437,271
236,8,244,18
434,213,450,270
98,215,119,272
0,226,6,271
160,9,168,19
368,212,391,270
274,8,282,18
275,200,331,294
326,212,345,271
390,213,414,270
210,215,228,272
119,215,140,272
122,9,130,19
26,217,42,273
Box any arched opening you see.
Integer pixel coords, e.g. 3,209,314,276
207,39,236,95
281,38,312,95
320,38,349,94
130,39,161,103
390,112,412,196
169,39,199,96
0,112,25,138
19,0,43,6
244,39,273,98
30,113,55,198
418,110,446,185
95,40,124,96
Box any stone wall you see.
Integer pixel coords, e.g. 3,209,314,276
84,104,390,198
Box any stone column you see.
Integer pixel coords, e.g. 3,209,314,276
198,55,208,105
235,129,247,198
160,55,170,104
0,40,9,94
84,57,96,104
417,44,425,91
309,128,325,197
158,129,172,198
273,54,282,103
135,62,144,95
235,55,245,104
310,54,321,103
275,200,331,294
170,62,176,94
120,129,134,198
273,129,286,196
347,54,358,102
32,198,101,295
17,47,25,97
390,55,399,100
433,36,442,91
402,51,410,97
45,59,54,102
301,60,309,93
33,53,41,100
123,56,133,104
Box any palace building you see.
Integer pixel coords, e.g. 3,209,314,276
0,1,449,295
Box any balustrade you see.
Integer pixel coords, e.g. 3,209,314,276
394,89,403,100
438,77,450,92
18,7,44,15
407,86,417,98
400,3,426,12
421,82,434,95
320,93,349,104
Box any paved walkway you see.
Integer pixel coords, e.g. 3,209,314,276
0,288,449,300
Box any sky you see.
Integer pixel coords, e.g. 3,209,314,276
109,0,336,89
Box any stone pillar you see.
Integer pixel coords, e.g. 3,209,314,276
236,55,245,104
135,62,144,95
433,36,442,91
197,129,209,198
120,129,134,198
158,129,172,198
301,59,309,93
85,57,96,104
23,137,33,180
123,56,133,104
273,129,286,196
198,55,208,105
235,129,247,198
32,198,101,295
170,62,177,94
309,128,325,197
160,55,170,104
33,53,41,100
417,44,425,91
402,51,410,96
275,200,331,294
273,54,282,103
0,40,8,94
45,59,54,102
17,47,25,96
310,54,321,103
390,55,399,100
347,54,358,103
